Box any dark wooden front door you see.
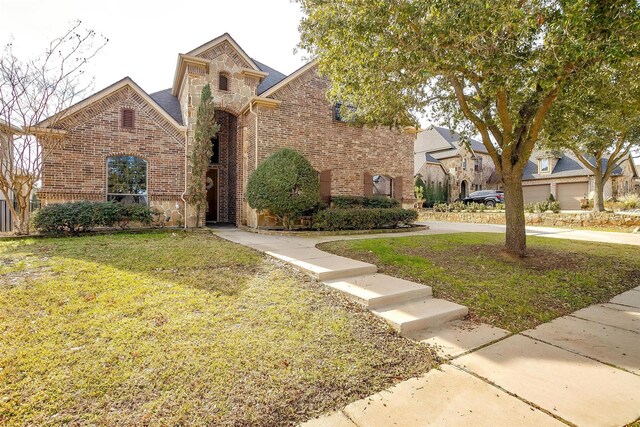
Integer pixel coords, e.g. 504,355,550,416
206,168,219,222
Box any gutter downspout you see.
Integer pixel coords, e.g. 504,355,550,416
181,128,188,230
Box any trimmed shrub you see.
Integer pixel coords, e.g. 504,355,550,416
331,195,400,209
247,148,320,229
32,201,163,234
312,208,417,231
33,201,96,234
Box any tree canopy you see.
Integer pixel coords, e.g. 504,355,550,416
297,0,640,256
542,60,640,210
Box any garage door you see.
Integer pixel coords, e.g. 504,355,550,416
557,182,588,210
523,184,551,204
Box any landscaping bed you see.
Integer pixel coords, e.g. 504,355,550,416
318,233,640,332
0,231,433,426
419,209,640,231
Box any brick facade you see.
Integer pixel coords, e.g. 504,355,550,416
245,66,414,226
40,34,416,228
40,85,187,225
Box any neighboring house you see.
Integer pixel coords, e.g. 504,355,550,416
414,126,498,201
522,151,639,210
415,126,639,209
37,33,415,227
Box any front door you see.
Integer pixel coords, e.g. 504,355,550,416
206,168,219,222
460,180,467,199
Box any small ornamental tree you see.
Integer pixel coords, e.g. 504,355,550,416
246,148,320,229
0,21,107,234
189,84,219,225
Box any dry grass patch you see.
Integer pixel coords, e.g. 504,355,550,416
0,231,433,426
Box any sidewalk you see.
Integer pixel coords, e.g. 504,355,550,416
305,288,640,427
213,226,640,426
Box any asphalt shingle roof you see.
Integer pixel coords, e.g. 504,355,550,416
424,153,440,163
522,151,624,180
149,89,183,125
254,59,287,95
432,126,489,154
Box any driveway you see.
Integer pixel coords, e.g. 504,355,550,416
419,220,640,246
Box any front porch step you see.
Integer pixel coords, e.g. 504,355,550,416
324,274,432,309
281,255,377,281
372,298,468,334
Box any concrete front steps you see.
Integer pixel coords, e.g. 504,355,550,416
324,273,468,335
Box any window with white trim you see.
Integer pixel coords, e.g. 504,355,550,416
539,158,550,174
107,156,148,205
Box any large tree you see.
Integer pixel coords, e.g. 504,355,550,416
0,21,107,234
297,0,639,256
542,62,640,211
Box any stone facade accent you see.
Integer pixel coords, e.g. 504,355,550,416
418,210,640,229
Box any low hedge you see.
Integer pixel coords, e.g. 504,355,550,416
32,201,164,234
331,195,400,209
312,208,417,231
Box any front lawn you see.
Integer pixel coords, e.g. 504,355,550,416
318,233,640,332
0,231,432,426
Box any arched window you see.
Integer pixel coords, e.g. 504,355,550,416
219,73,229,91
106,156,147,205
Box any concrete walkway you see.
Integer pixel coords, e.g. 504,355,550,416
212,225,640,426
214,226,489,343
303,288,640,427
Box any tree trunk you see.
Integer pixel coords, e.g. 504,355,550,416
502,173,527,257
592,173,607,212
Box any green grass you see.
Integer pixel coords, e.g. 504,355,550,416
0,231,433,426
318,233,640,332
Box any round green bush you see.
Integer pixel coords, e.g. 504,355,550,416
246,148,320,229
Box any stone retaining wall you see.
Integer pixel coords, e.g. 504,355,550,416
418,210,640,229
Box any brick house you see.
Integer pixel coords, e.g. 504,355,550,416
415,126,639,209
414,126,499,201
38,33,415,227
521,151,639,209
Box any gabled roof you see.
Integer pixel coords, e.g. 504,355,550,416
187,33,260,71
38,77,186,131
253,59,288,95
522,151,627,180
424,153,440,163
416,126,489,161
149,88,183,125
259,60,318,99
431,126,488,154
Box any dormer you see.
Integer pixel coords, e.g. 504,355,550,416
535,151,562,175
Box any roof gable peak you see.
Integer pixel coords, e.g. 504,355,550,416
187,33,259,71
